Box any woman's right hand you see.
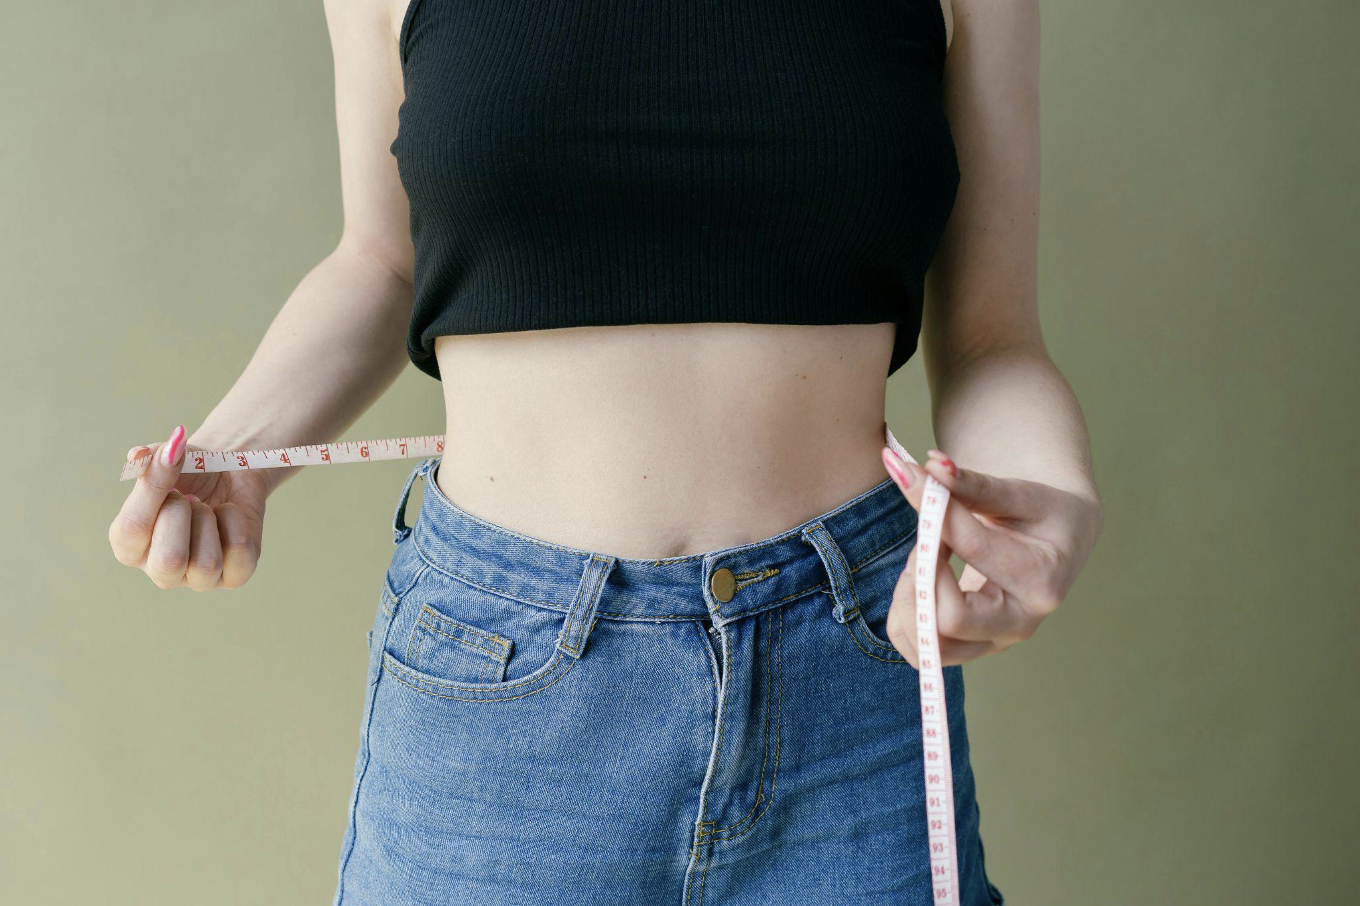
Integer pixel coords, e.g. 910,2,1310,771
108,424,269,591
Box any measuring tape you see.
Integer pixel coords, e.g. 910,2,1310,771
885,428,960,904
117,424,959,903
119,435,447,482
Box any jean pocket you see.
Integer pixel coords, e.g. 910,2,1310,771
404,604,511,684
839,530,914,666
380,563,579,702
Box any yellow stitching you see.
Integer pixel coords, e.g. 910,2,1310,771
405,621,425,669
697,840,711,905
417,620,508,659
694,607,784,903
382,652,574,702
850,526,916,572
559,559,599,654
702,610,773,839
829,526,912,662
707,606,784,845
384,657,573,703
417,604,511,652
405,521,912,625
849,608,902,655
845,616,909,663
416,608,511,659
562,558,609,654
732,567,779,591
684,836,711,905
384,648,568,694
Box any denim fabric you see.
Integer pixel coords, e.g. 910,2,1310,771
333,457,1004,905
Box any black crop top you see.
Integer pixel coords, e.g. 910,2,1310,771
390,0,959,380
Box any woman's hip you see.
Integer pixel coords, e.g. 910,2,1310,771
333,457,999,905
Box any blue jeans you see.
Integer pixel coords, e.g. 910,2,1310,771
333,457,1004,905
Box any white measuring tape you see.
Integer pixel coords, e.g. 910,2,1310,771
885,428,960,904
118,425,959,903
119,435,447,482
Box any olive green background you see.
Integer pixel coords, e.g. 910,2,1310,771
3,1,1356,903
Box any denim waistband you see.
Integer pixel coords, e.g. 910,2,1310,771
390,456,918,628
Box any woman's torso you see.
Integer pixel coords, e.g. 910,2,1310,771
388,0,955,558
433,323,896,559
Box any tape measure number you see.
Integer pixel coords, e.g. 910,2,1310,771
119,435,446,482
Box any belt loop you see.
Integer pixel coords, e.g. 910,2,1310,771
800,522,860,624
556,554,617,660
392,457,435,544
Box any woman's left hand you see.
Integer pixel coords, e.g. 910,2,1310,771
879,447,1104,667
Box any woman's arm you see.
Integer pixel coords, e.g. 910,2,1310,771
109,0,416,591
924,0,1096,501
880,0,1105,665
191,0,416,496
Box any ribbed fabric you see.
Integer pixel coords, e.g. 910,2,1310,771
390,0,959,380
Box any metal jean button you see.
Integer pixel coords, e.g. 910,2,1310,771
710,567,736,603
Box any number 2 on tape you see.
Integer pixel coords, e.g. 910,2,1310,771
118,434,446,482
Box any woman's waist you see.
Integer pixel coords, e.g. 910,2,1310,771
430,321,898,558
433,436,894,560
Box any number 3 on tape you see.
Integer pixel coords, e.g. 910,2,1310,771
118,435,447,482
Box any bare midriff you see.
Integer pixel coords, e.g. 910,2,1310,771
432,322,899,560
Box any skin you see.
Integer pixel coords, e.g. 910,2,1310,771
109,0,1103,667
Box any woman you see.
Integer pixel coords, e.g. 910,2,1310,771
108,0,1102,902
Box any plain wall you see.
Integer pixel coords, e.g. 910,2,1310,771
2,1,1356,902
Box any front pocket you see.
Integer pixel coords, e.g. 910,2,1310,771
839,530,914,666
380,561,580,703
405,603,512,685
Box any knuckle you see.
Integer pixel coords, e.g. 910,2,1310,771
223,538,262,562
192,548,225,576
186,574,218,592
953,530,987,561
218,572,250,591
110,540,141,567
1030,591,1062,616
935,605,964,638
147,551,189,578
967,471,994,498
109,514,149,544
146,571,179,590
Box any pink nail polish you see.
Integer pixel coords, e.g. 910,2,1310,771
942,458,958,478
881,448,912,489
161,425,185,467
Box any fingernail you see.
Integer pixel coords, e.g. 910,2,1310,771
927,449,958,477
881,447,912,489
184,494,199,503
161,425,185,467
